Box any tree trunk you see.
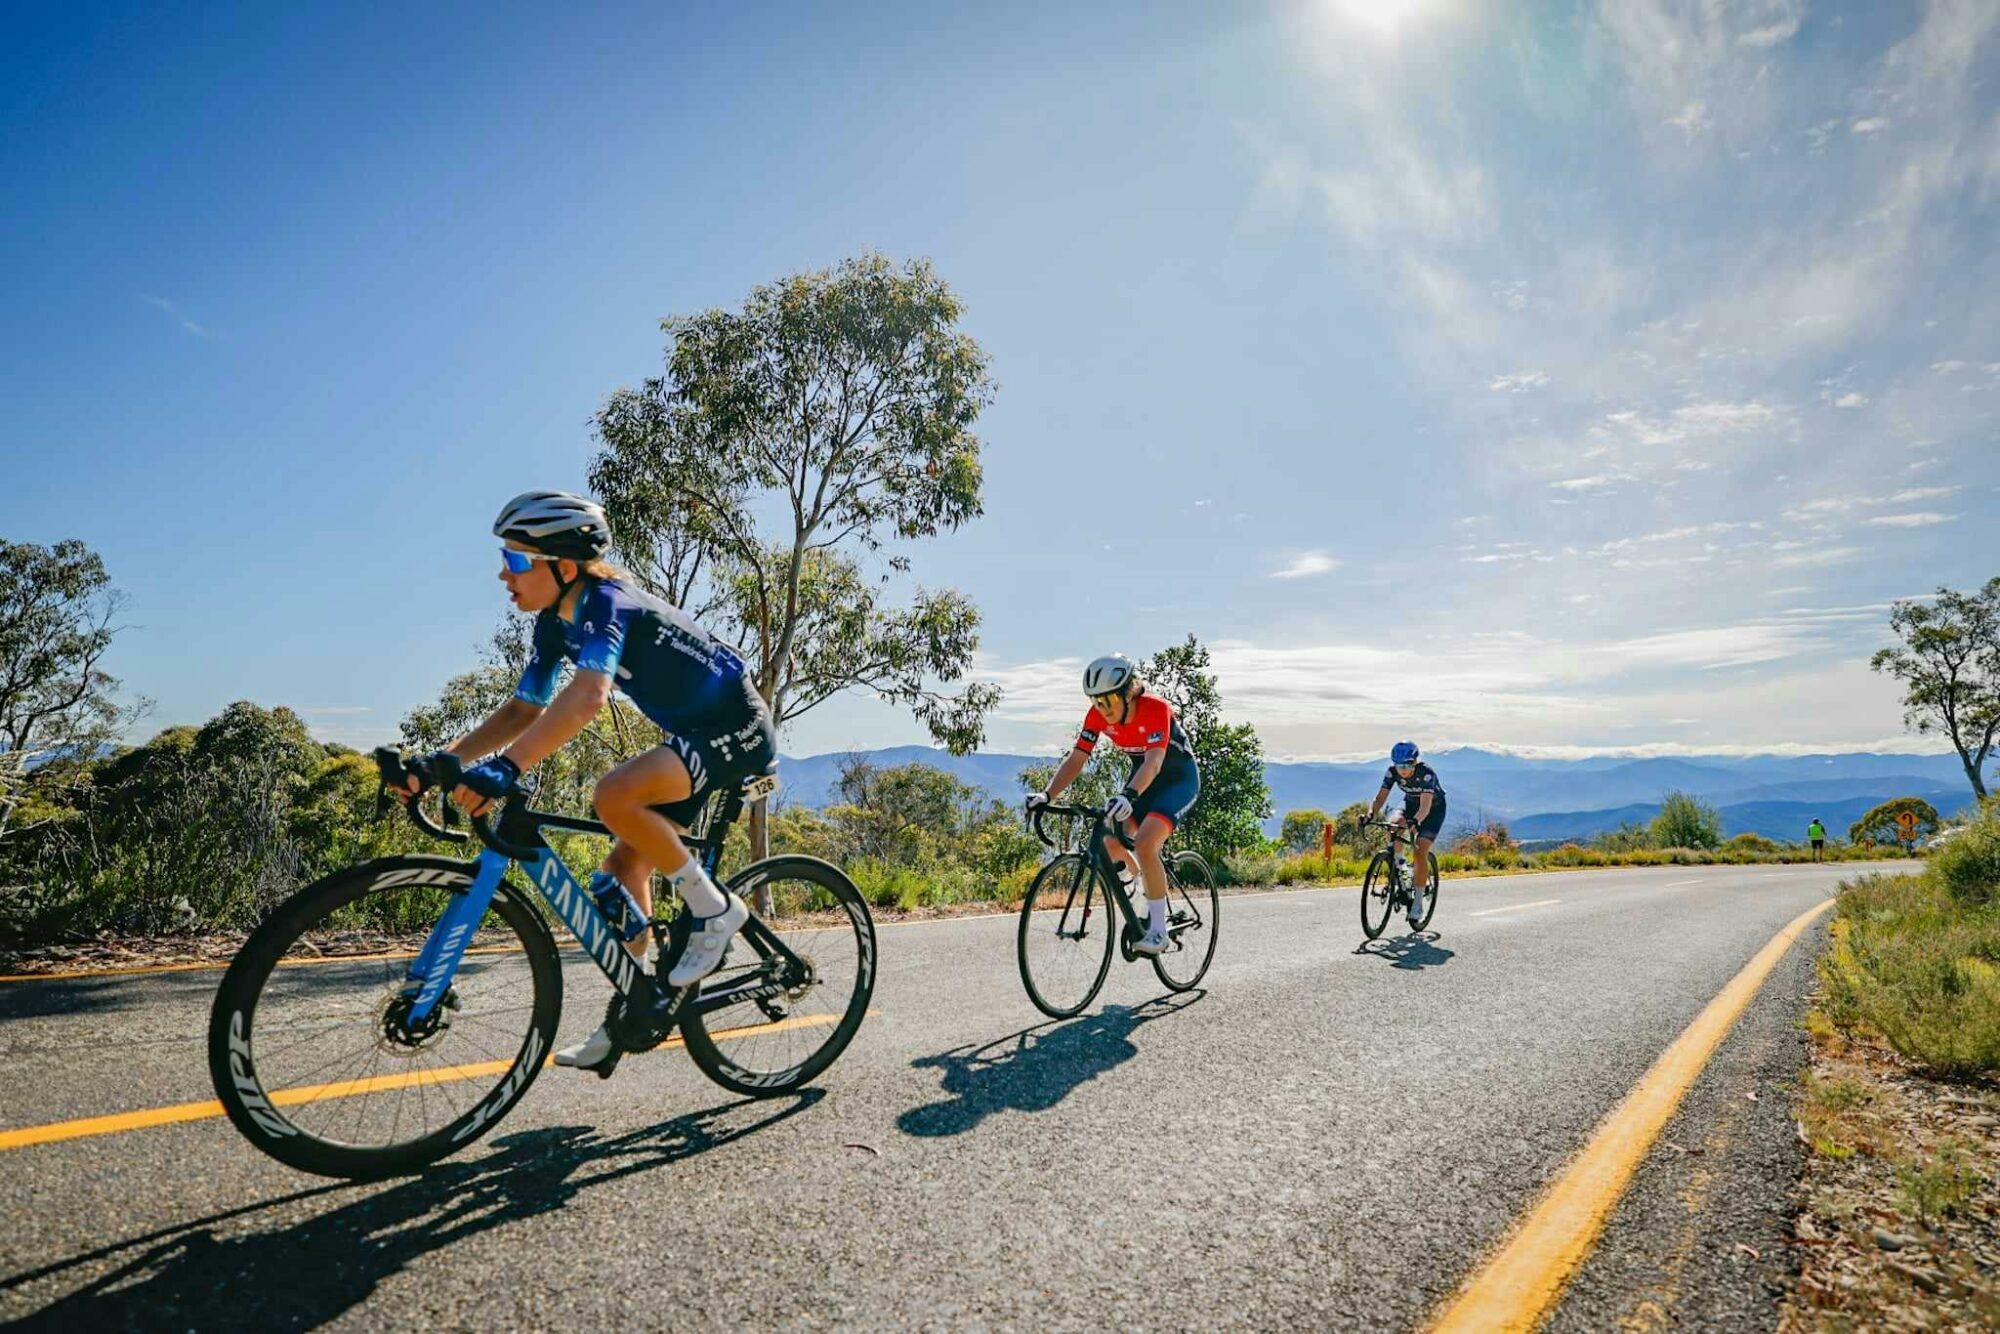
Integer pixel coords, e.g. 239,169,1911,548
1962,747,1990,801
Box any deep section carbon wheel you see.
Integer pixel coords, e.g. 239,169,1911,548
1409,853,1441,932
1151,851,1219,991
680,857,876,1098
1360,851,1396,941
207,856,561,1179
1017,853,1116,1018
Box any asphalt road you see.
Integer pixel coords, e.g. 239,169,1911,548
0,863,1900,1330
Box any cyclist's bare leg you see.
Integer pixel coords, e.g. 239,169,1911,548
594,748,711,930
1133,816,1172,902
1102,833,1142,887
598,841,656,959
1413,834,1435,891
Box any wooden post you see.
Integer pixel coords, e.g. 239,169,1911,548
1322,819,1335,863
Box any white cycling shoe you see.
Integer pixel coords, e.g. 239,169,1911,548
1132,924,1169,956
1407,886,1428,929
667,892,750,987
554,1022,615,1069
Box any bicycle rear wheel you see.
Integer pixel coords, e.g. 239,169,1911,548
1410,853,1441,932
1360,852,1396,941
207,856,561,1179
1151,851,1219,990
1018,853,1116,1018
681,857,876,1097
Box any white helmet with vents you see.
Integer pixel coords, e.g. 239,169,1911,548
493,491,611,560
1082,654,1138,697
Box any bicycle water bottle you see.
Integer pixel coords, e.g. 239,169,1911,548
588,872,650,942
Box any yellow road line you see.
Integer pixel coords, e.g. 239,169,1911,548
1427,897,1833,1333
0,1010,850,1153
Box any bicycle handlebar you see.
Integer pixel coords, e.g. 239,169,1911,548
372,747,542,860
1029,801,1136,851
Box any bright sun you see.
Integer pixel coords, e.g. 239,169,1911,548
1328,0,1440,38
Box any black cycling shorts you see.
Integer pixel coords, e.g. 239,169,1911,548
1404,796,1448,843
1128,763,1200,832
646,704,778,830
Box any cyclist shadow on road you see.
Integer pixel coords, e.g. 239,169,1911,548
897,991,1205,1140
1353,932,1455,971
0,1090,820,1331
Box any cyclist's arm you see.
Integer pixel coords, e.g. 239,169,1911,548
1412,792,1434,825
1044,747,1091,800
1367,784,1390,820
496,669,613,772
447,698,543,764
1126,745,1166,796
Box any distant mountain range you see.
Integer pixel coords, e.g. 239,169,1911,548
772,745,1987,844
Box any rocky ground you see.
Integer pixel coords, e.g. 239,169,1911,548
1783,1012,2000,1331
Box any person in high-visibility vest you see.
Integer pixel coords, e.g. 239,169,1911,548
1807,818,1826,861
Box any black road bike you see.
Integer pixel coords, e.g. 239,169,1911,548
1358,817,1441,940
207,749,876,1179
1015,803,1219,1018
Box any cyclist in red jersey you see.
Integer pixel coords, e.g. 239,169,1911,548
1026,654,1201,956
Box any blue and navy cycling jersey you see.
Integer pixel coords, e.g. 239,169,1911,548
1380,762,1446,800
516,578,760,731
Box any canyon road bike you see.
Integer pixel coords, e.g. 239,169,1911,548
1015,802,1219,1018
208,749,875,1179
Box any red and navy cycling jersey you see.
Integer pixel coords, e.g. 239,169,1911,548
1380,761,1446,799
1074,692,1194,769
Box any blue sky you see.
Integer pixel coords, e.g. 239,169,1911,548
3,0,1995,762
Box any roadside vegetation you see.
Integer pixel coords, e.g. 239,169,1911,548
1820,799,2000,1079
1787,798,2000,1328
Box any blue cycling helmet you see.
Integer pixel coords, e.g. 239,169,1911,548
1391,741,1420,765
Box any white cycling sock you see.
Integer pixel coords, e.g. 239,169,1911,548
1147,894,1167,933
668,860,728,918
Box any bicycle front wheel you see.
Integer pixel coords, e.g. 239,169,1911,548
207,856,561,1179
1152,851,1219,990
1410,853,1441,932
681,857,877,1097
1360,852,1396,941
1018,853,1116,1018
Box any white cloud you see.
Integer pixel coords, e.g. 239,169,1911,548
1665,101,1711,139
1850,117,1887,135
1269,551,1339,580
1774,547,1863,568
1488,371,1551,392
1830,391,1869,408
1550,475,1616,492
1738,18,1802,49
142,295,214,338
1863,512,1957,528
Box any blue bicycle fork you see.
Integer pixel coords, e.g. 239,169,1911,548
402,849,510,1023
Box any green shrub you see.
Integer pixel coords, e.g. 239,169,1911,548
1823,871,2000,1078
1929,806,2000,910
1651,791,1722,850
1220,850,1280,886
1593,821,1654,853
1726,832,1781,854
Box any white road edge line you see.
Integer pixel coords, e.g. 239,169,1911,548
1468,898,1562,917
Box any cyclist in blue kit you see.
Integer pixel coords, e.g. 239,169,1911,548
404,491,776,1072
1365,740,1447,930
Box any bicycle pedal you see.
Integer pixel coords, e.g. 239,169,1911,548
587,1050,623,1081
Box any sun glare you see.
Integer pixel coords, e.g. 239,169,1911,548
1328,0,1440,39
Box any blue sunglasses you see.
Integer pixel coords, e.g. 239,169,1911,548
500,548,556,575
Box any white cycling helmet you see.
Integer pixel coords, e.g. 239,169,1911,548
1082,653,1138,697
493,491,611,561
